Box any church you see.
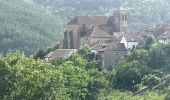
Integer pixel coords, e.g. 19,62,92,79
46,8,144,68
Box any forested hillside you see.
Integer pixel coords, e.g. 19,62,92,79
0,0,64,55
34,0,170,31
1,0,170,55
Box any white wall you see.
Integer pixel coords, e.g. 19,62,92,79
158,38,169,43
127,42,138,50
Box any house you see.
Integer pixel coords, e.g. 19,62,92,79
51,8,144,68
45,49,77,60
158,31,170,43
103,42,130,67
120,33,144,49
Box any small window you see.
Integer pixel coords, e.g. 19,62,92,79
164,38,168,42
116,52,119,55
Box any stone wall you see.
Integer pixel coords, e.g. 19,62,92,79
103,50,129,67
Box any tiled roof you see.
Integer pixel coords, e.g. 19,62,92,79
80,37,91,46
116,33,144,43
158,31,170,39
90,29,112,38
45,49,77,59
107,42,128,51
91,44,108,51
145,24,170,36
67,16,108,25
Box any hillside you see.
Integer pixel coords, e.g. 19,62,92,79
2,0,169,55
0,0,64,55
34,0,170,31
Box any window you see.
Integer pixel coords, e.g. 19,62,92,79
164,38,168,42
132,45,136,49
116,52,119,55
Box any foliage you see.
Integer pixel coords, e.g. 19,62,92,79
34,0,170,32
34,43,60,59
0,52,65,99
1,44,170,99
86,69,109,100
58,61,90,99
145,35,157,50
142,74,161,88
148,44,167,69
115,60,146,91
0,0,64,55
100,91,165,100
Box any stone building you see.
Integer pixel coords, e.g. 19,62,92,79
55,8,144,68
103,42,129,67
63,8,129,49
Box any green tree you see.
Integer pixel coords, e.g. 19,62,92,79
0,52,65,99
58,61,90,99
115,60,149,91
145,35,156,50
86,69,109,100
142,74,161,88
148,44,167,69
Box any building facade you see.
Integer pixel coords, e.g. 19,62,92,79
56,9,144,68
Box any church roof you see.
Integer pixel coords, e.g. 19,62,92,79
90,29,112,38
67,16,109,25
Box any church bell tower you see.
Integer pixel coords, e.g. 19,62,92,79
112,8,129,32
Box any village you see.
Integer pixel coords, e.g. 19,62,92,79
44,8,170,68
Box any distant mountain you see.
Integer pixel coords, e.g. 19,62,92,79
0,0,64,55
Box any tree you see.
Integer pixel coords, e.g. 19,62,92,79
148,44,167,69
127,49,149,64
0,52,65,99
58,61,90,99
145,35,156,50
115,61,145,91
142,74,161,88
86,69,109,100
